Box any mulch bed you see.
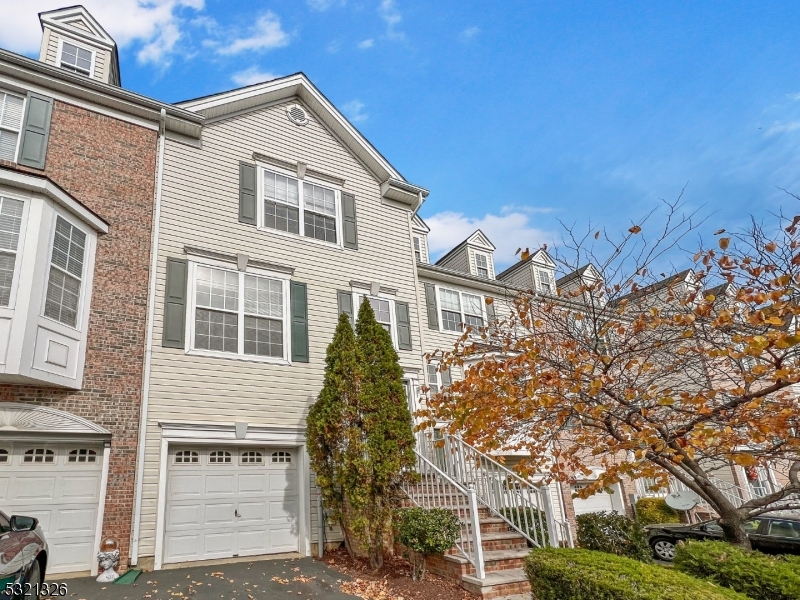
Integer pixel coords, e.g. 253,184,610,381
319,547,477,600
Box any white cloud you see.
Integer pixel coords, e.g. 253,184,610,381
0,0,204,65
765,121,800,136
461,26,480,39
358,38,375,49
306,0,344,9
231,66,280,86
379,0,404,40
342,100,368,123
213,12,289,55
425,210,555,267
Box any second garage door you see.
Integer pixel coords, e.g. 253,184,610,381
571,482,618,516
163,447,299,564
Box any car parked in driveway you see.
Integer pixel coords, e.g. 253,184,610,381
646,513,800,561
0,511,48,600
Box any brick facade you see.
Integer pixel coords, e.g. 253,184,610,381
0,99,158,567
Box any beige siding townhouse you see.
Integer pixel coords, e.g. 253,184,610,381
130,74,429,570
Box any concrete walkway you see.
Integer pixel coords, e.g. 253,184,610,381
47,556,358,600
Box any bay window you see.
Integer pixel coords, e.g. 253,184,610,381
0,196,23,306
439,287,485,331
44,216,86,328
261,167,339,244
191,263,289,361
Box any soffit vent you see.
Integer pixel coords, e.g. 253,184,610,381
286,104,309,126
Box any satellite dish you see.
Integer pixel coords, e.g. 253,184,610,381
665,490,701,511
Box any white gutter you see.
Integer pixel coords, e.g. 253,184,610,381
130,107,167,565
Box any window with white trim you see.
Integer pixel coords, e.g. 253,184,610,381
413,237,422,262
475,253,489,278
0,91,24,162
24,448,54,463
537,270,554,294
426,363,451,394
261,167,340,244
209,450,232,464
174,450,199,464
0,197,24,306
439,287,484,331
44,216,86,328
68,448,97,463
368,297,391,333
192,264,288,360
241,450,263,464
271,451,291,463
60,41,93,75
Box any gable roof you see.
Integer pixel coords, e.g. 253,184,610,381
435,229,496,266
176,73,428,201
496,248,556,280
412,213,430,234
609,269,695,306
556,264,600,287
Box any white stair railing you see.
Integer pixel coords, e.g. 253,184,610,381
422,432,573,548
403,451,486,579
637,474,775,513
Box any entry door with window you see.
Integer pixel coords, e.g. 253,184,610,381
163,447,299,564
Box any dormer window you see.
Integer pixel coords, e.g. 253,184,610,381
59,41,93,76
538,270,554,294
475,253,489,278
413,237,422,262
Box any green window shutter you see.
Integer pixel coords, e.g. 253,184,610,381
162,258,188,348
18,93,53,169
239,161,257,225
423,283,439,330
395,301,412,351
486,298,497,323
341,192,358,249
337,290,354,323
441,366,452,387
291,281,309,363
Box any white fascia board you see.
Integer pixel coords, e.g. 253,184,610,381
40,7,117,47
467,230,496,251
0,169,108,233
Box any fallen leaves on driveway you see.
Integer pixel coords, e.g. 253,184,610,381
340,578,399,600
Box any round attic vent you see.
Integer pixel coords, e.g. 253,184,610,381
286,104,309,126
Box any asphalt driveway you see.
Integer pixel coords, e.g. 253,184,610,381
47,556,358,600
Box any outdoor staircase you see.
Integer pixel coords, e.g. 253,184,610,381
400,433,573,599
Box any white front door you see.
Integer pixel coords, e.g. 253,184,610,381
0,442,103,574
163,446,299,564
571,482,617,515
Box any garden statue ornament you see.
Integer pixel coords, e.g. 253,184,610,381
96,538,120,582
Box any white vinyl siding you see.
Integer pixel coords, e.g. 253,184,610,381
0,197,23,306
190,263,289,362
0,91,24,162
260,167,340,245
44,216,86,328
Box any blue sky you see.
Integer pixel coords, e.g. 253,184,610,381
3,0,800,268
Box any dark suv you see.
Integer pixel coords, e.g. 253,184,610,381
647,514,800,561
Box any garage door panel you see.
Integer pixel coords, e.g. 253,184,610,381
204,502,235,525
13,476,56,500
205,474,236,495
571,483,617,516
48,540,94,571
167,504,202,528
52,507,96,534
163,447,299,564
59,475,101,501
0,476,9,501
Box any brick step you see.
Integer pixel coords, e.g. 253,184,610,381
445,531,528,555
469,516,513,534
444,548,530,575
461,568,530,600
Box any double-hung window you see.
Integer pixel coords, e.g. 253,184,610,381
0,91,24,162
60,41,93,76
439,287,484,331
261,167,339,245
368,297,392,333
426,363,451,394
413,237,422,262
538,270,554,294
0,197,24,306
44,216,86,328
192,264,288,361
475,253,489,278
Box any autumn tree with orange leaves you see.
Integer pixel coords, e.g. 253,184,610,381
420,200,800,547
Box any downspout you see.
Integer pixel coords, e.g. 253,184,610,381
408,193,428,432
130,108,166,565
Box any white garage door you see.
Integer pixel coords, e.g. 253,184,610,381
164,447,299,564
0,442,103,574
571,482,617,516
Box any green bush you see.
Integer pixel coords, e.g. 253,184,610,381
635,497,681,526
524,548,750,600
396,507,460,580
500,507,549,547
674,540,800,600
576,511,652,562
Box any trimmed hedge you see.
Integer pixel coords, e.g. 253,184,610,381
524,548,750,600
635,497,681,526
576,511,652,562
396,507,460,580
674,540,800,600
